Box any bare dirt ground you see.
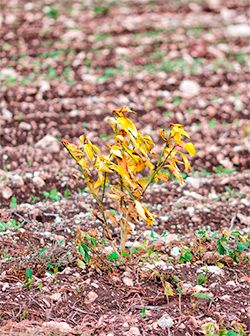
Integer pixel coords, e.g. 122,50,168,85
0,0,249,335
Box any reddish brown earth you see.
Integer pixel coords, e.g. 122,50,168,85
0,0,249,335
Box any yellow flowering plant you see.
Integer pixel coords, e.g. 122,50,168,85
62,107,196,250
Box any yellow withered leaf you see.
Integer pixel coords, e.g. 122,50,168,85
156,172,169,182
83,143,94,161
171,124,190,139
133,188,142,198
62,139,83,162
117,117,138,138
78,158,90,173
134,200,154,226
137,177,148,188
184,142,196,156
105,210,118,227
83,140,100,161
110,145,123,158
94,156,113,173
164,282,174,297
144,207,155,226
93,172,104,190
179,152,191,171
79,135,85,143
173,132,182,144
158,129,168,142
134,161,145,173
113,106,135,117
109,163,134,188
166,163,184,184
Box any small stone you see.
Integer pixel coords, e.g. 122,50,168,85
186,207,195,216
122,322,129,329
126,326,141,336
207,0,221,9
123,277,134,287
237,214,250,226
197,266,224,276
35,135,60,153
42,321,73,333
157,314,174,329
179,80,200,98
32,176,45,188
170,246,181,257
194,285,209,292
203,251,220,263
11,174,24,187
2,283,9,291
19,122,32,131
39,80,50,92
2,187,13,200
42,298,51,308
226,281,236,287
84,291,98,304
69,110,81,117
159,233,178,246
51,292,61,301
1,108,13,121
220,295,231,302
226,24,250,38
0,68,17,79
91,282,99,289
185,177,201,188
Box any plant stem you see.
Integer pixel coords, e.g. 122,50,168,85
142,145,176,196
101,173,107,202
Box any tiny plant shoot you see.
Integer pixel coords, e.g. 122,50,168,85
62,107,195,250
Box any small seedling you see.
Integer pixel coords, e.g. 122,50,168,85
197,272,207,285
0,219,21,232
20,311,29,320
213,165,236,175
42,188,61,202
179,247,192,263
93,5,109,16
64,189,71,199
139,306,147,317
24,268,33,288
208,119,217,128
62,107,195,250
44,6,59,20
9,196,17,209
193,292,213,301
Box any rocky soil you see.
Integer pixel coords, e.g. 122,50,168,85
0,0,249,335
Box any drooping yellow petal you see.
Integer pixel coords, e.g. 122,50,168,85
184,142,196,156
